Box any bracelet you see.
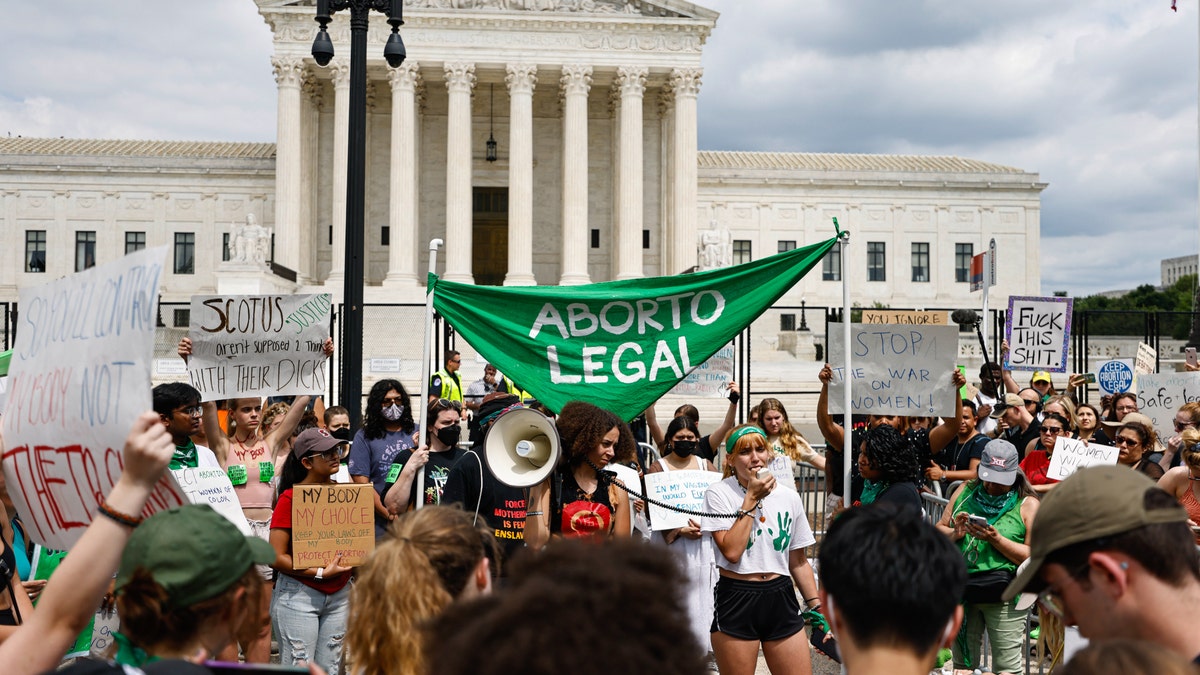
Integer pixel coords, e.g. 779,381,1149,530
315,567,324,580
525,510,544,517
97,501,143,528
735,509,750,520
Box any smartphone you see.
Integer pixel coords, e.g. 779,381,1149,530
1083,373,1097,383
967,514,989,528
757,468,771,481
205,662,309,674
1188,347,1198,368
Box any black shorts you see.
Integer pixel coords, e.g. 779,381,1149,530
711,575,805,642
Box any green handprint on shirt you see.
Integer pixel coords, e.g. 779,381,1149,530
770,512,793,552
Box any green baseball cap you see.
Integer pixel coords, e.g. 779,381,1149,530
116,504,276,608
1002,465,1186,601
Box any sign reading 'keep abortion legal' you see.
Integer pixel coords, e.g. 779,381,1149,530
826,323,959,417
1004,296,1073,373
187,293,332,401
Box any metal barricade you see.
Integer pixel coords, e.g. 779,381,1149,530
920,491,949,529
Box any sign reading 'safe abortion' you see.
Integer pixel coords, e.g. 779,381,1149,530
827,323,958,417
188,294,332,401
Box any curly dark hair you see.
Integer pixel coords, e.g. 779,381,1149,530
363,379,414,440
428,539,704,675
555,401,633,469
862,424,923,485
663,415,701,457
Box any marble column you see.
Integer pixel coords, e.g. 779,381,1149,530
669,67,702,276
559,64,593,286
443,62,476,284
614,66,647,280
272,56,305,275
326,59,351,286
384,61,422,287
504,63,538,286
299,72,322,284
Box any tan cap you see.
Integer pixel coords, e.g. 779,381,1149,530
1102,411,1153,429
989,393,1027,419
1002,465,1186,601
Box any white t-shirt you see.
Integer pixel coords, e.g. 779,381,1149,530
196,444,221,469
701,476,815,577
973,391,998,437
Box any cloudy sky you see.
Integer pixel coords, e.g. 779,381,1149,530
2,0,1196,297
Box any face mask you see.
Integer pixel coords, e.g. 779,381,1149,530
672,440,698,457
436,424,461,447
382,403,404,422
330,427,353,442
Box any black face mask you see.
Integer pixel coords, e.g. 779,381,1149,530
436,425,461,447
330,427,353,442
672,440,698,457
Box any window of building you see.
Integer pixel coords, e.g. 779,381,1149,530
780,313,796,331
955,243,973,283
174,233,195,274
381,226,390,247
822,245,841,281
733,240,752,265
173,308,191,328
126,231,146,255
590,228,600,249
642,229,650,250
25,230,46,273
868,242,886,282
778,240,797,253
75,231,97,272
911,242,930,283
222,233,230,261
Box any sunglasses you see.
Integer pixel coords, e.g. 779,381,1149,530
1113,437,1140,447
1039,426,1065,435
434,399,462,411
1036,562,1092,619
1175,420,1195,432
307,447,345,462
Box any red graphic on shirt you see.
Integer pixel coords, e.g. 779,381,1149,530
560,500,612,538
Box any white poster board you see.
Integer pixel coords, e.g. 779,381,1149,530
186,293,332,401
1135,371,1200,442
1003,296,1073,373
644,469,722,531
669,343,734,397
1135,342,1157,376
826,323,959,417
1095,359,1135,395
172,467,253,536
1,247,187,550
1047,437,1119,481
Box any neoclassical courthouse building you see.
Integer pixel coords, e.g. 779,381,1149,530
0,0,1046,339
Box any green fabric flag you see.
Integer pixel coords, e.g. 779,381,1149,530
432,235,838,421
0,349,10,378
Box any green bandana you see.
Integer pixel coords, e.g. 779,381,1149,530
169,440,199,470
113,631,158,667
725,426,767,453
859,479,889,505
967,481,1019,521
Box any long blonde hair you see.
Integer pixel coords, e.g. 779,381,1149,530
756,398,811,463
346,506,486,675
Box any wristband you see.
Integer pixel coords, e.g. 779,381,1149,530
525,511,544,517
97,501,143,528
315,567,324,580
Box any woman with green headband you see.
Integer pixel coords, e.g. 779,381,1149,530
701,424,822,675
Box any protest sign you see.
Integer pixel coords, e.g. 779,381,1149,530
826,323,959,417
644,469,722,531
1047,437,1119,481
1004,296,1073,373
172,467,252,536
291,483,375,569
186,293,332,401
1095,359,1134,395
861,310,949,326
1136,371,1200,442
30,545,95,658
1135,342,1157,376
668,342,734,397
1,247,186,550
608,462,649,537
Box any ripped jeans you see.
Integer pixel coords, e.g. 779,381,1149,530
271,574,350,675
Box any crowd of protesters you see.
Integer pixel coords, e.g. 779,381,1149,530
2,344,1200,675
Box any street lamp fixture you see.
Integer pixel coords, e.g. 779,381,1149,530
486,83,498,162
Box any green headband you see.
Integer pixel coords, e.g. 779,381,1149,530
725,426,767,453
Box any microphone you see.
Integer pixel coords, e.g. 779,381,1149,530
951,309,980,326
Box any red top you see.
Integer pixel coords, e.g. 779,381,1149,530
1019,451,1059,487
271,489,352,594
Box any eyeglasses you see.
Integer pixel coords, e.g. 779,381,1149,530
1113,437,1140,447
174,405,203,418
1039,426,1065,435
1022,399,1039,406
434,399,462,411
1116,405,1138,413
1036,562,1092,619
1175,420,1195,431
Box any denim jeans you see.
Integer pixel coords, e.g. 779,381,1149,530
953,598,1027,674
271,574,350,675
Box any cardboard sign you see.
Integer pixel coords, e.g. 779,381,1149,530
1004,296,1073,373
1135,371,1200,442
861,310,949,326
1135,342,1157,376
172,467,252,536
1095,359,1134,395
1,247,187,550
668,343,734,398
187,293,332,401
1047,437,1119,481
291,483,375,569
826,323,959,417
644,469,722,531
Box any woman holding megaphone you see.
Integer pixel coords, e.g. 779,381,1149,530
525,401,633,548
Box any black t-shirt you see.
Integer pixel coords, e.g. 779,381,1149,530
1004,418,1041,461
937,434,989,472
380,446,467,508
441,449,527,570
875,481,922,514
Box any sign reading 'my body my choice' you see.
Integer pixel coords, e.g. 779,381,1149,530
1004,296,1073,373
187,294,332,401
826,323,959,417
1,247,187,550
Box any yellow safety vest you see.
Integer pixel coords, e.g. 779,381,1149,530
432,368,464,404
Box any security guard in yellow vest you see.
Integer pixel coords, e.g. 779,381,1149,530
429,350,464,405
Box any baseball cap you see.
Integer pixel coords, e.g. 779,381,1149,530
1002,466,1187,601
989,393,1026,419
1102,411,1153,429
292,427,349,460
1031,371,1052,384
116,504,277,608
978,439,1020,486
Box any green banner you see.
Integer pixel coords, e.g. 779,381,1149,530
432,236,838,421
0,349,10,378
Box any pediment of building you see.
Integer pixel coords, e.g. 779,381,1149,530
259,0,716,20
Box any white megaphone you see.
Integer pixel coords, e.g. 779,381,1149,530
484,407,561,488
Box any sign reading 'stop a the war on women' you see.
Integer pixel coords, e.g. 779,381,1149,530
187,294,332,401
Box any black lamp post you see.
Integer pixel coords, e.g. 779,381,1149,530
799,295,809,331
312,0,405,429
